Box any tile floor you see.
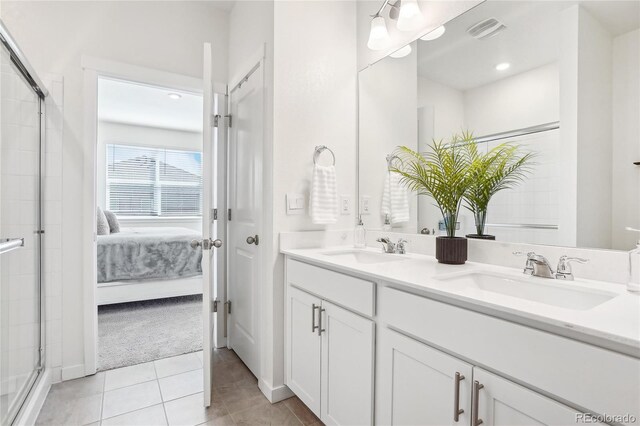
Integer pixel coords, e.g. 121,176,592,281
36,349,322,426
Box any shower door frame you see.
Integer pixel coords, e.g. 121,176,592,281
0,19,48,425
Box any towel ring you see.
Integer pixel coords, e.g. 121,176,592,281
314,145,336,166
386,154,400,170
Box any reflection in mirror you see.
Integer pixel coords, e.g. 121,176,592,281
358,0,640,251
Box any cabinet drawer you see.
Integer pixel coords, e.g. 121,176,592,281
380,286,640,425
286,258,375,317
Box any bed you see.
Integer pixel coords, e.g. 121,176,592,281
97,227,203,305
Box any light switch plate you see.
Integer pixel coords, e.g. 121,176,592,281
360,195,371,215
286,193,305,215
340,195,351,215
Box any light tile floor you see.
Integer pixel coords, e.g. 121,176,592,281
36,349,322,426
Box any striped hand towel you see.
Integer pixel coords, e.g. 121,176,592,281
310,164,339,224
382,171,410,224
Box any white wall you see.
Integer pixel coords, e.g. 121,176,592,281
1,0,229,380
96,121,202,232
359,45,417,232
271,0,358,398
611,28,640,250
575,6,613,250
464,63,559,136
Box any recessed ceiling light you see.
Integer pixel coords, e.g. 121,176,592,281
420,25,446,41
495,62,510,71
168,93,182,100
390,44,412,59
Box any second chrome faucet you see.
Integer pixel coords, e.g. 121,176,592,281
376,237,407,254
516,251,589,280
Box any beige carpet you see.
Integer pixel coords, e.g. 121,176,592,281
98,295,202,371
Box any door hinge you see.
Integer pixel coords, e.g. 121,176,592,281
212,299,219,313
228,209,232,221
212,208,218,221
212,114,222,128
225,300,232,315
225,114,233,128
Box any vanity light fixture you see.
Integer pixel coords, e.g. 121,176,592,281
167,93,182,100
420,25,446,41
495,62,510,71
390,44,412,58
397,0,423,32
367,14,391,50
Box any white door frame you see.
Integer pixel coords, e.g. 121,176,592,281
81,56,226,376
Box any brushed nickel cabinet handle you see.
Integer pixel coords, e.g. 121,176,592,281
472,380,484,426
311,304,319,333
318,308,326,336
453,372,465,422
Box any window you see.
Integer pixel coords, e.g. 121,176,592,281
106,144,202,217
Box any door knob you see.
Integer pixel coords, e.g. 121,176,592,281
246,235,259,245
191,238,223,250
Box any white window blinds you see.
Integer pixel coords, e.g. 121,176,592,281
106,144,203,217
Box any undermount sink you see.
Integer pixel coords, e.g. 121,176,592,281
322,249,407,264
434,271,617,310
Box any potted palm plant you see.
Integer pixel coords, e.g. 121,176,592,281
463,139,536,240
391,134,472,264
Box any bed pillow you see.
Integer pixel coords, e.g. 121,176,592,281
103,210,121,234
96,207,110,235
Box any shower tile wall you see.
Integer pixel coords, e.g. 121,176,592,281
485,129,561,245
42,74,64,383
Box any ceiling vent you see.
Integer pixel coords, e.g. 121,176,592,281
467,18,507,40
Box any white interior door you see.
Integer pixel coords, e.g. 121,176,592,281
227,60,264,376
201,42,224,407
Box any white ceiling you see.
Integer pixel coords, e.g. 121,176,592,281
97,78,203,132
417,0,640,91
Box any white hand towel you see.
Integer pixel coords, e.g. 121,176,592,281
381,171,410,224
310,164,339,224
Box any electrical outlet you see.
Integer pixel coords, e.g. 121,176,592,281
340,195,351,215
360,195,371,215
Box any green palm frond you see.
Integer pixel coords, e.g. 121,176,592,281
390,135,474,237
463,141,537,214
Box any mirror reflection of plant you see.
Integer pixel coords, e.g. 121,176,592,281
391,133,474,238
463,135,536,236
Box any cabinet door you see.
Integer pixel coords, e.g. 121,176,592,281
473,368,605,426
377,328,473,426
286,286,322,416
321,301,375,426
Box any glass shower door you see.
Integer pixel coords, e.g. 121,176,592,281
0,39,43,424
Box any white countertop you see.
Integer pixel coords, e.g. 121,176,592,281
281,246,640,358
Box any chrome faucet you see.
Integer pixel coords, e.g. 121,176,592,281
555,255,589,280
514,252,589,280
376,237,396,253
396,239,408,254
527,253,555,279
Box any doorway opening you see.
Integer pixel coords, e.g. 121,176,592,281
95,77,206,371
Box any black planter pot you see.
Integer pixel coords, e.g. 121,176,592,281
466,234,496,240
435,236,468,265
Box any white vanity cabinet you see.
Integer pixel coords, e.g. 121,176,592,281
376,328,473,425
285,259,375,425
472,368,603,426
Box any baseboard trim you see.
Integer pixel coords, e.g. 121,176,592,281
14,368,51,426
258,379,294,403
61,364,86,381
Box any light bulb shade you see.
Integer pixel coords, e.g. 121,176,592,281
397,0,423,32
367,16,391,50
420,25,446,41
390,44,412,58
